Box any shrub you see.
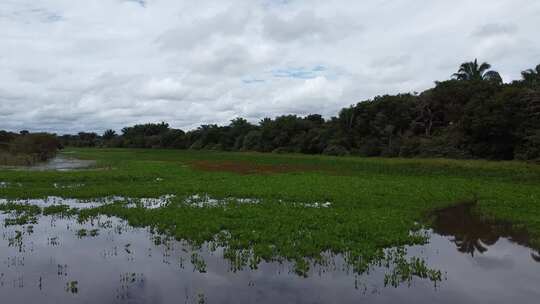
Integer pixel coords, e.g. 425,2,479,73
515,131,540,161
9,133,59,161
242,131,262,151
357,138,382,157
190,139,204,150
272,147,295,154
322,145,349,156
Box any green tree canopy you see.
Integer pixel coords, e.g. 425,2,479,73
453,59,502,85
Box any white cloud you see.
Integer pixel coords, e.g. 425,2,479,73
0,0,539,134
142,78,189,100
472,23,518,38
262,10,360,43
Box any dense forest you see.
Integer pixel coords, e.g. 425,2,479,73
7,60,540,162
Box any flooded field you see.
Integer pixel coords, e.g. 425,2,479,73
1,149,540,303
0,155,96,172
0,199,538,304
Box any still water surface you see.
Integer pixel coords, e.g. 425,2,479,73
0,154,96,172
26,155,96,171
0,202,538,304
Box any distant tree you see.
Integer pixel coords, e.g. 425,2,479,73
160,129,187,149
514,91,540,160
305,114,325,126
427,80,499,126
299,128,328,154
75,132,98,147
49,60,540,161
414,92,441,137
521,64,540,88
242,130,262,151
461,87,529,159
227,118,255,150
0,131,16,143
102,129,117,141
453,59,502,84
229,117,251,130
9,133,60,161
121,122,170,148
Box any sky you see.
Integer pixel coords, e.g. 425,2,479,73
1,0,539,134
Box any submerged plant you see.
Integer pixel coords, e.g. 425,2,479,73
76,229,88,238
66,281,78,294
43,205,77,217
383,254,443,288
191,253,207,273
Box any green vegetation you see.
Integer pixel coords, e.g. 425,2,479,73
56,60,540,161
43,204,77,216
1,147,539,278
0,60,539,283
75,228,98,238
0,131,60,166
452,59,502,84
0,203,41,226
66,281,78,294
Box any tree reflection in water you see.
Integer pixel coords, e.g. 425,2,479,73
432,203,538,262
532,252,540,263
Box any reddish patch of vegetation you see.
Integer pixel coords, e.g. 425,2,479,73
190,160,319,175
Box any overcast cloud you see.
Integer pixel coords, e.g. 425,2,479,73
1,0,539,134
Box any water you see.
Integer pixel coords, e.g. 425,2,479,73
0,202,538,303
1,154,96,171
0,195,176,210
0,194,327,210
29,155,96,171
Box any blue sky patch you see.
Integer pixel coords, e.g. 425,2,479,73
271,66,328,79
242,78,266,84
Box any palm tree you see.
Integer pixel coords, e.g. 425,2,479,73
453,59,502,84
102,129,116,141
521,64,540,87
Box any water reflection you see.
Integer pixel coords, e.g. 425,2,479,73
1,154,96,171
0,194,333,211
26,155,96,171
0,195,176,210
0,211,437,303
431,203,539,262
0,203,538,303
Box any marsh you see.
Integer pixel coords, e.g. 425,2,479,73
1,149,539,303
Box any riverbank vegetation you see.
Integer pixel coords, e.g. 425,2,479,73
0,131,60,166
56,61,540,161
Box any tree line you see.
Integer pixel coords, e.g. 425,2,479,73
52,60,540,161
0,131,60,165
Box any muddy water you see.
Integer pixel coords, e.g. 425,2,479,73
22,154,95,171
0,205,538,303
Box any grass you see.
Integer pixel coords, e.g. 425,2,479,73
0,147,539,278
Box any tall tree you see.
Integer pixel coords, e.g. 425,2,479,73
102,129,116,141
453,59,502,84
521,64,540,88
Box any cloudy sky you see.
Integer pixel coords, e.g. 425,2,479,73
1,0,539,134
